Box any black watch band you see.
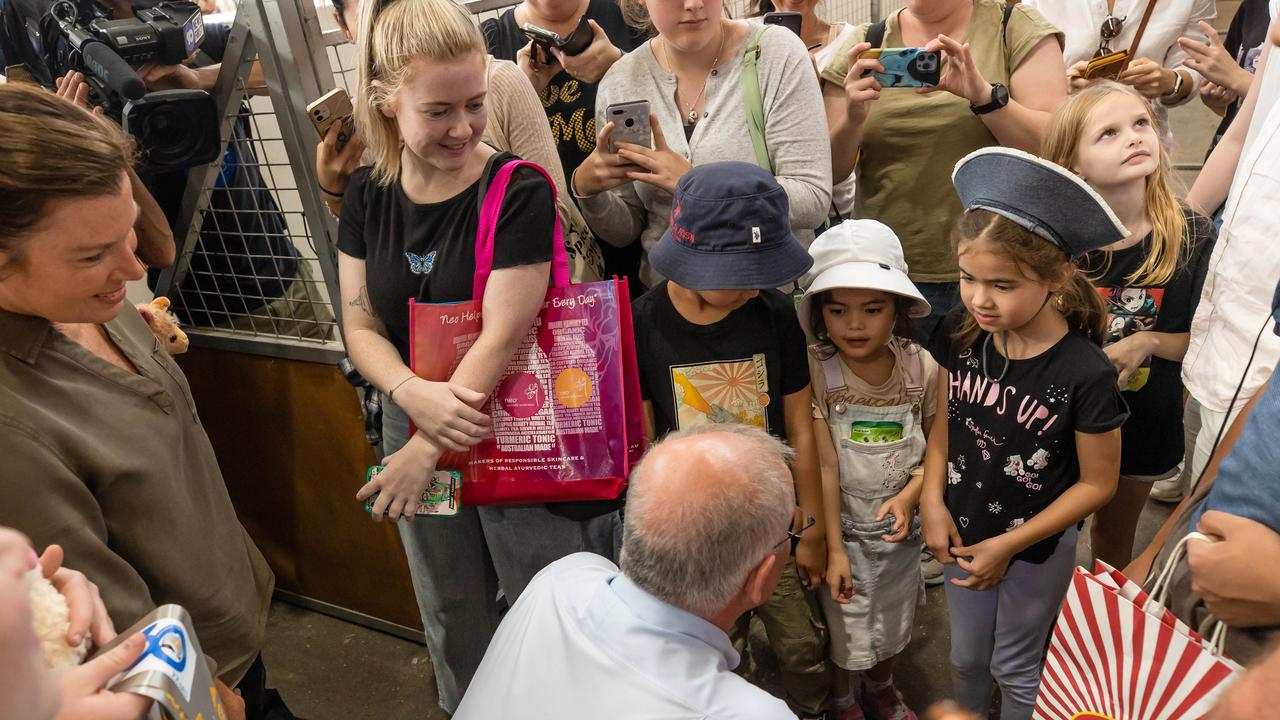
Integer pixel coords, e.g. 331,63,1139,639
970,83,1010,115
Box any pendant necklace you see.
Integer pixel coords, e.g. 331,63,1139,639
663,22,727,125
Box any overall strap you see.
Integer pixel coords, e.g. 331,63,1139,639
741,23,772,171
472,158,570,300
897,339,925,402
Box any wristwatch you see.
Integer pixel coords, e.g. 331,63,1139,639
970,83,1010,115
1162,71,1185,100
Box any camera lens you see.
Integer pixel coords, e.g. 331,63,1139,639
624,118,635,127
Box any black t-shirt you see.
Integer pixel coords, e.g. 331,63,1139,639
1211,0,1271,147
633,283,811,440
481,0,647,179
336,152,554,364
1078,211,1216,476
929,320,1129,564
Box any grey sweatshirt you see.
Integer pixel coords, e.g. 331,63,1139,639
578,22,833,288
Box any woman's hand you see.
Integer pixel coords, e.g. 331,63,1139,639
392,378,490,452
839,42,884,123
920,34,993,105
795,533,827,591
875,490,918,543
825,545,855,604
315,120,365,199
552,20,622,84
921,499,962,565
1199,80,1238,116
950,536,1015,591
356,434,442,521
38,546,115,649
56,634,153,720
54,71,97,113
516,40,562,95
573,122,642,197
1180,21,1255,96
1117,58,1177,99
1067,59,1094,92
1103,332,1153,389
617,115,692,194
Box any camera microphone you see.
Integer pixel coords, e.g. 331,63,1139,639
81,40,146,100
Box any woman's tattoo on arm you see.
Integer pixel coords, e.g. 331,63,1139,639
349,285,376,318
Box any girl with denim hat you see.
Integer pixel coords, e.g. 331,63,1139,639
800,219,937,720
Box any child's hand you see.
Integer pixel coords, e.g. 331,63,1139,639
1103,332,1153,389
795,533,827,590
921,500,962,564
356,434,441,521
875,491,918,543
949,536,1015,591
825,547,855,604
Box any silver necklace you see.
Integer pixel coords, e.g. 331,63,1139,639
661,22,727,125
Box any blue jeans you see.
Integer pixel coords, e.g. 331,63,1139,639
382,397,620,713
915,281,962,348
942,526,1077,720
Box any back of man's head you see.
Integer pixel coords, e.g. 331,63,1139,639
620,424,795,617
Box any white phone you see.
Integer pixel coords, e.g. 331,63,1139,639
606,100,652,153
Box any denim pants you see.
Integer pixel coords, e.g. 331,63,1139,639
942,526,1077,720
382,397,619,713
915,282,962,348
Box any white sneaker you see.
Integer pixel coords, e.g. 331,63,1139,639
1150,473,1186,503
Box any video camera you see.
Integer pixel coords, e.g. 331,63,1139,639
1,0,222,168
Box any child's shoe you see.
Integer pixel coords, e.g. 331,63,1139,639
833,702,866,720
863,683,917,720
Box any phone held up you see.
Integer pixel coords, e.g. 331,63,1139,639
859,47,941,88
762,11,802,37
307,87,354,152
521,16,593,63
606,100,652,152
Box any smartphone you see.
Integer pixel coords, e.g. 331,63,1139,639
363,466,462,518
1083,50,1130,80
307,87,354,151
762,11,802,37
606,100,652,152
859,47,941,88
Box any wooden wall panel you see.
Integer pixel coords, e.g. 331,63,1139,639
177,347,422,631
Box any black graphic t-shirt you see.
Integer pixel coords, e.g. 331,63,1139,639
336,153,554,364
633,283,811,441
1078,211,1216,476
930,321,1128,564
482,0,647,179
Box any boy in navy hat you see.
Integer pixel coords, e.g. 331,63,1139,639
630,161,831,718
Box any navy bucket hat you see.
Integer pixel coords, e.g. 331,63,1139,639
649,162,814,290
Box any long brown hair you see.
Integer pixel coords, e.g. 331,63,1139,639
951,210,1109,351
1041,82,1186,286
0,84,132,269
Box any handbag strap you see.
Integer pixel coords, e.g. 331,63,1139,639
1125,0,1160,61
473,157,571,300
741,23,772,172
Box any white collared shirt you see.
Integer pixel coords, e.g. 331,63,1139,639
1021,0,1216,103
1183,38,1280,412
454,553,795,720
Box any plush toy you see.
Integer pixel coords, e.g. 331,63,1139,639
137,297,189,355
25,568,89,669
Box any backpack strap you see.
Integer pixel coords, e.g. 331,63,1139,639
865,19,886,49
472,157,571,300
741,23,772,171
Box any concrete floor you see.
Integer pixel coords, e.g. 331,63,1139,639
256,5,1237,716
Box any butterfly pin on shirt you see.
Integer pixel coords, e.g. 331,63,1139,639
405,250,437,276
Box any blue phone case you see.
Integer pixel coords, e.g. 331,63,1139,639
864,48,941,88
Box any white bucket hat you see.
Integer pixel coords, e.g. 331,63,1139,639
798,219,931,334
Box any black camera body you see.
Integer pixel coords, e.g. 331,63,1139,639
87,2,205,65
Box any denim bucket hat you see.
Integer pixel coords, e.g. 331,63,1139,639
649,162,814,290
952,147,1128,257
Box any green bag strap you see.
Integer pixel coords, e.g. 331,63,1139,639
741,23,771,172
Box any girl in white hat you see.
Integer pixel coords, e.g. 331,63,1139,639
799,219,937,720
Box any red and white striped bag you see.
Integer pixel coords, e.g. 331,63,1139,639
1033,534,1243,720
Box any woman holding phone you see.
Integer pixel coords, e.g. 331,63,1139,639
571,0,832,290
820,0,1066,345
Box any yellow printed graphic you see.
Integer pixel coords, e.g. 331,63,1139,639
670,357,769,430
1071,713,1117,720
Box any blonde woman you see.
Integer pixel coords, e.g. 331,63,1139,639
1042,82,1216,568
337,0,609,711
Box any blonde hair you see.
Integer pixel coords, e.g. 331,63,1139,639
355,0,485,185
0,84,132,265
1041,81,1186,287
951,210,1109,351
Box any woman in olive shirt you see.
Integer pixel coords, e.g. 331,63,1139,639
0,85,276,716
